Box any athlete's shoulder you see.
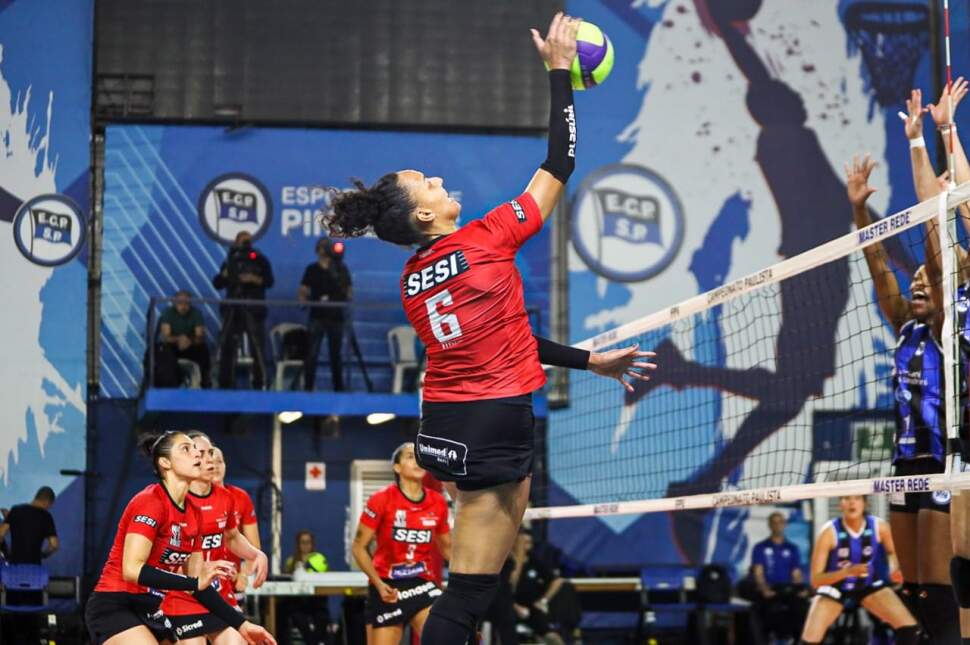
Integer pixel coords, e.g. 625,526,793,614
366,484,395,507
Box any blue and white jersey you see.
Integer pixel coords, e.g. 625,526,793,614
824,515,884,594
893,319,945,463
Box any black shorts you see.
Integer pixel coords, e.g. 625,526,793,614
815,580,886,608
169,610,238,639
417,393,535,491
85,591,175,644
365,578,442,627
890,457,951,514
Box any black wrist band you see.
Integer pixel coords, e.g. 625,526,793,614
137,565,199,592
195,586,246,630
535,335,589,370
539,69,576,184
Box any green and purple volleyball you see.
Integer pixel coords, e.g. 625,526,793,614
572,22,614,90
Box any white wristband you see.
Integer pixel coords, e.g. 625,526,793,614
941,124,957,134
910,137,926,149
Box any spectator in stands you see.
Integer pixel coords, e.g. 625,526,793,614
156,289,211,388
748,511,808,643
509,532,579,645
281,530,331,645
299,237,352,392
0,486,58,564
213,230,274,390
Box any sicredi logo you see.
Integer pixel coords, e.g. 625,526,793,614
12,194,86,267
571,164,685,282
198,173,273,244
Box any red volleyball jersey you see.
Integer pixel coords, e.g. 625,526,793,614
222,484,258,605
94,483,202,595
400,193,546,402
359,484,449,582
162,484,238,616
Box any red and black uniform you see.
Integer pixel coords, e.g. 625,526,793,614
162,484,240,639
223,483,258,605
85,484,202,644
359,483,449,627
402,193,544,490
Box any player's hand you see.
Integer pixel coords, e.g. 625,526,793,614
927,76,969,126
198,560,237,590
901,89,924,140
377,580,398,603
239,621,277,645
513,603,530,619
250,551,269,588
890,569,904,585
531,12,580,71
235,572,249,593
588,344,657,393
845,562,869,578
760,587,777,599
845,154,877,208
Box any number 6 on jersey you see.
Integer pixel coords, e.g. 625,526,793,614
426,290,462,343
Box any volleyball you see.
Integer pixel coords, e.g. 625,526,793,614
571,22,614,90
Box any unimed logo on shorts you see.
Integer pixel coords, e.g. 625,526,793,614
417,434,467,476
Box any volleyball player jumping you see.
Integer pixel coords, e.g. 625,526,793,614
352,442,451,644
799,495,917,644
848,132,963,640
85,431,275,645
326,12,655,643
901,80,970,643
162,432,270,644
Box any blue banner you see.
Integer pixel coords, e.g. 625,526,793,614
101,125,549,396
0,0,91,578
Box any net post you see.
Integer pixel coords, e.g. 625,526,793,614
941,189,960,480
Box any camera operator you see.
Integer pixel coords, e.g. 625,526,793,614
213,230,274,389
298,237,352,391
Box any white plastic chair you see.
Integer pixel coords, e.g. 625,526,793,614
387,325,419,393
177,359,201,388
271,322,308,391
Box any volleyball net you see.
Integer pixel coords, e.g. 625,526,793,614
528,183,970,522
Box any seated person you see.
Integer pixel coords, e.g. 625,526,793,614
280,530,331,645
509,532,578,645
156,289,211,387
748,511,809,642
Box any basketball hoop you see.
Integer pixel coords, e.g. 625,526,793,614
844,2,930,107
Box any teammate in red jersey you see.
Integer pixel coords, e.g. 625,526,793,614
212,446,261,605
85,431,275,645
352,443,451,644
326,13,655,643
163,432,270,644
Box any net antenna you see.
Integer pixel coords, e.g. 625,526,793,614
844,2,929,108
528,184,970,524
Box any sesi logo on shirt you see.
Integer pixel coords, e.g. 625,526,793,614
403,251,470,298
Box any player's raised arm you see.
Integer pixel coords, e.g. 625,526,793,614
846,154,912,331
527,12,580,221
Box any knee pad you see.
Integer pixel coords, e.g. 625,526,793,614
428,573,499,633
893,625,920,645
899,582,922,623
918,584,960,642
953,557,970,608
799,641,821,645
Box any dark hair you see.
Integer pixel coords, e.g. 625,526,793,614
186,430,212,445
326,174,424,246
35,486,55,503
139,431,184,478
294,529,314,554
391,442,413,485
